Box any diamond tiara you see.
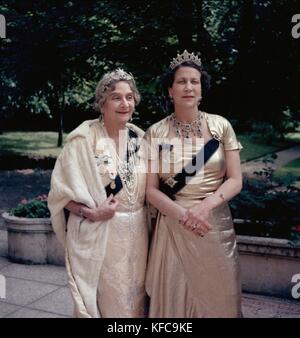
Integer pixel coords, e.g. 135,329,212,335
169,50,202,70
100,68,135,91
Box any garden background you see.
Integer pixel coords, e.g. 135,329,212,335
0,0,300,239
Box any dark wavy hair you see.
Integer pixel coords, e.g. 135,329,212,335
161,61,211,114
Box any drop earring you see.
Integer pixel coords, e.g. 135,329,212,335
99,113,104,125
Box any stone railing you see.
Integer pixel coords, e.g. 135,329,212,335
3,212,300,300
237,235,300,299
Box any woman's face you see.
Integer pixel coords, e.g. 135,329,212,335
101,81,135,128
168,66,202,110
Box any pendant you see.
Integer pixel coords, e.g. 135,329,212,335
165,176,177,188
109,171,117,180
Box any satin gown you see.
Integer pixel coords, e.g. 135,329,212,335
145,112,243,318
89,122,148,317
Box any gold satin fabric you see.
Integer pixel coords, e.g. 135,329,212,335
146,202,242,318
97,207,148,317
86,122,148,317
145,113,242,318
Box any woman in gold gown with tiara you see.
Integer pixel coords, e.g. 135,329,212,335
145,51,243,317
48,69,148,318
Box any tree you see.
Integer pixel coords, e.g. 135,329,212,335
1,0,299,138
1,1,115,145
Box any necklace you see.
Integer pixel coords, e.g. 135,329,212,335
100,123,139,310
170,111,203,139
102,124,139,206
116,139,139,206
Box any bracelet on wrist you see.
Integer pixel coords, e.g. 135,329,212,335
79,207,85,219
216,192,225,203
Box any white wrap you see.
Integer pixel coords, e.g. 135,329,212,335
48,119,110,317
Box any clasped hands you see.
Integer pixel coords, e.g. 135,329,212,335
179,202,213,237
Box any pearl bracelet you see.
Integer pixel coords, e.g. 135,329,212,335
79,207,84,218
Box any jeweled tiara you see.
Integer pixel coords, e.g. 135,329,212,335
100,68,135,92
169,50,202,70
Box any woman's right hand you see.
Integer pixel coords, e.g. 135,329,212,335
84,194,119,222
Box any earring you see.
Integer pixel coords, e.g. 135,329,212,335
99,113,104,124
169,96,173,103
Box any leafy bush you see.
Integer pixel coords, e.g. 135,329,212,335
230,156,300,239
290,226,300,243
10,195,50,218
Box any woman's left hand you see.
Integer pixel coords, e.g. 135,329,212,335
181,200,213,236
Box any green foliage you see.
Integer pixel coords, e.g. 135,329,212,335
231,178,300,224
280,108,300,136
0,0,299,136
10,195,50,218
290,226,300,244
275,157,300,189
230,156,300,239
243,112,300,143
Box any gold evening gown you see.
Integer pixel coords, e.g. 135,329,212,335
145,112,243,318
70,121,148,317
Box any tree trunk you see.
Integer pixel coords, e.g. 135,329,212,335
48,91,64,147
56,91,64,148
57,107,63,147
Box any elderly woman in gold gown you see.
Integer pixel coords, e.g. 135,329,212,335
48,69,148,318
145,51,243,318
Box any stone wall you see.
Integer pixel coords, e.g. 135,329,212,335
237,235,300,299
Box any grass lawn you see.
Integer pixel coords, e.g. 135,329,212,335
238,132,300,162
0,131,299,161
274,157,300,189
0,132,67,158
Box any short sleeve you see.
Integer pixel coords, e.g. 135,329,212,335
223,119,243,151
